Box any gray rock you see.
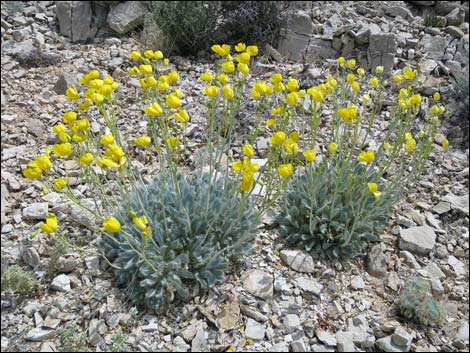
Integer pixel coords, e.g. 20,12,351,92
277,28,310,62
385,6,413,19
422,34,448,60
455,34,469,66
295,277,323,296
22,247,41,268
386,273,402,292
368,33,397,72
376,335,409,352
442,194,469,215
173,336,190,352
70,199,98,228
25,327,56,342
445,25,465,39
399,226,436,255
53,73,77,95
245,318,266,340
317,330,337,346
336,331,355,352
240,304,268,323
453,321,469,349
424,27,441,35
56,256,80,273
448,255,465,276
107,1,146,34
104,37,122,46
445,7,465,26
289,10,314,36
88,319,105,346
12,27,32,42
40,342,57,352
50,274,71,292
56,2,101,42
23,202,48,220
290,340,307,352
283,314,301,333
280,250,315,273
366,244,388,278
242,269,273,300
311,344,335,352
305,37,338,62
397,215,417,228
399,251,421,269
270,342,290,352
191,327,207,352
85,255,100,275
432,201,451,214
392,327,413,347
350,276,365,290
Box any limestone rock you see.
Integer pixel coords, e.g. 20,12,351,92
280,250,315,273
399,226,436,255
107,1,146,34
242,269,273,300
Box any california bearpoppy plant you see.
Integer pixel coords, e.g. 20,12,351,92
22,44,448,308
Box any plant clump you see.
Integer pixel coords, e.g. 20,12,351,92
398,276,447,327
1,264,39,295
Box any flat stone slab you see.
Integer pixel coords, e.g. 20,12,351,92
399,226,436,255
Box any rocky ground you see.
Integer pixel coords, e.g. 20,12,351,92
1,1,469,352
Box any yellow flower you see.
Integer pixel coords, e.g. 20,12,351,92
241,171,255,193
23,164,42,179
103,216,121,233
65,85,80,100
289,131,300,141
236,52,251,65
70,118,90,132
357,67,365,76
246,45,258,57
153,50,163,60
351,81,360,92
201,72,213,82
303,150,316,162
166,137,180,148
270,73,283,84
78,99,92,110
54,177,68,190
338,105,358,124
222,85,235,100
139,64,153,75
348,58,356,69
368,183,382,198
307,86,325,103
221,60,235,73
433,92,441,101
157,81,170,91
278,164,293,178
217,74,229,83
393,74,403,83
135,135,151,147
212,44,231,57
274,82,285,92
358,150,375,163
130,51,142,60
130,211,149,231
271,106,284,115
36,155,52,171
238,63,250,75
405,138,416,152
375,66,384,74
97,156,121,169
232,160,243,172
63,111,77,124
79,152,94,165
362,94,371,103
144,50,154,59
243,144,255,158
53,142,72,157
442,138,449,149
145,102,163,117
144,76,158,88
163,58,169,66
286,77,299,92
403,67,417,80
284,139,299,155
100,134,115,146
328,142,338,153
370,77,380,87
91,93,104,105
40,213,59,233
204,86,219,97
266,119,277,127
168,70,179,84
337,57,345,66
166,94,182,109
287,92,300,106
235,42,246,52
270,131,286,145
405,132,413,140
174,109,190,123
347,73,355,83
384,142,393,150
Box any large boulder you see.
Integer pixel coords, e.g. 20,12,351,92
107,1,146,34
277,10,315,62
367,33,397,72
56,2,107,42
